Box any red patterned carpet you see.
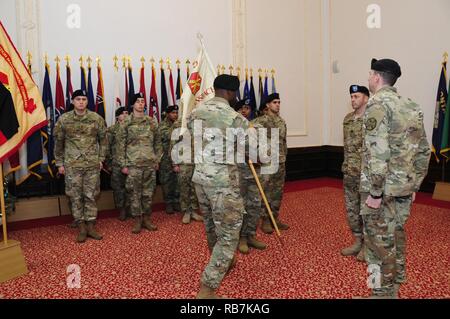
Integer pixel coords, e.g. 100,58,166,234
1,178,449,299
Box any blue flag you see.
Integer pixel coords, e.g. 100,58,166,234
249,75,257,119
80,65,87,92
87,67,95,112
128,67,135,107
41,64,55,177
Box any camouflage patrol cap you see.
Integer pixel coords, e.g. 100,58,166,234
371,58,402,78
72,89,87,99
167,105,179,113
349,85,370,97
130,92,145,105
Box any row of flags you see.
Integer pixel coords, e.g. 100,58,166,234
432,55,450,162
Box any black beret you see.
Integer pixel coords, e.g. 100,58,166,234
213,74,240,91
72,89,87,99
263,93,280,106
349,85,370,97
167,105,179,113
371,58,401,78
115,106,127,117
130,92,144,105
234,99,251,111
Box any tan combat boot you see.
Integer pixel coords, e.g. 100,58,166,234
238,237,249,254
196,283,220,299
191,212,204,222
76,222,87,243
182,212,191,224
261,217,274,234
86,222,103,240
132,215,143,234
142,214,158,231
247,235,267,250
118,208,126,221
276,219,290,231
341,235,362,256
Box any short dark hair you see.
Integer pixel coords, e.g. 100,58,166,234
374,71,398,86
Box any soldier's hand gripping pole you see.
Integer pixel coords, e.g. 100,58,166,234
247,159,282,238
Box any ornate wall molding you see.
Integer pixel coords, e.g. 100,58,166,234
232,0,247,72
15,0,42,81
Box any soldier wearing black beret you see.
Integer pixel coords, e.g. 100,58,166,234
234,99,251,119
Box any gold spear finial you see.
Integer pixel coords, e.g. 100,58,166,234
159,58,164,69
176,59,181,68
121,56,127,69
113,55,118,71
79,55,84,68
236,66,241,79
86,56,93,68
217,64,221,75
444,52,449,64
65,55,71,67
245,67,248,78
44,52,49,67
221,65,226,73
250,68,253,77
258,68,262,76
27,51,32,66
229,65,234,75
127,56,132,69
140,56,145,68
166,58,171,70
55,55,61,69
186,59,190,65
96,56,101,67
271,68,276,77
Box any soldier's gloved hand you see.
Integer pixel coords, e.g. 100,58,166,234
58,166,65,175
173,165,180,173
121,167,129,175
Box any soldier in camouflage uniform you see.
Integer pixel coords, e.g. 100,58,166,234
341,85,369,262
158,105,180,214
54,89,107,243
253,93,289,234
170,119,203,224
106,106,129,221
190,75,247,299
234,99,267,254
358,59,430,298
116,93,162,234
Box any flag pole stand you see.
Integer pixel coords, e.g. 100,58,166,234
432,160,450,202
0,165,28,283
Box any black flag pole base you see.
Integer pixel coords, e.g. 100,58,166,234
0,239,28,283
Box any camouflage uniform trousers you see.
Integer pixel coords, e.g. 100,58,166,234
343,174,363,236
178,164,199,213
360,193,412,296
125,166,157,217
159,159,180,207
240,169,263,237
194,183,244,289
110,165,127,209
261,162,286,219
65,166,100,223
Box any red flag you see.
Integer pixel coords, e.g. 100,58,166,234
169,68,175,105
55,63,65,118
149,65,159,121
139,65,147,113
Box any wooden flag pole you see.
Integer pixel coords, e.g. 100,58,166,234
1,165,7,244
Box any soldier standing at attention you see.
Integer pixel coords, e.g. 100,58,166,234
117,93,162,234
341,85,369,262
358,58,430,298
234,99,267,254
158,104,181,214
106,106,129,221
54,89,107,243
253,93,289,234
170,118,203,224
189,74,247,299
